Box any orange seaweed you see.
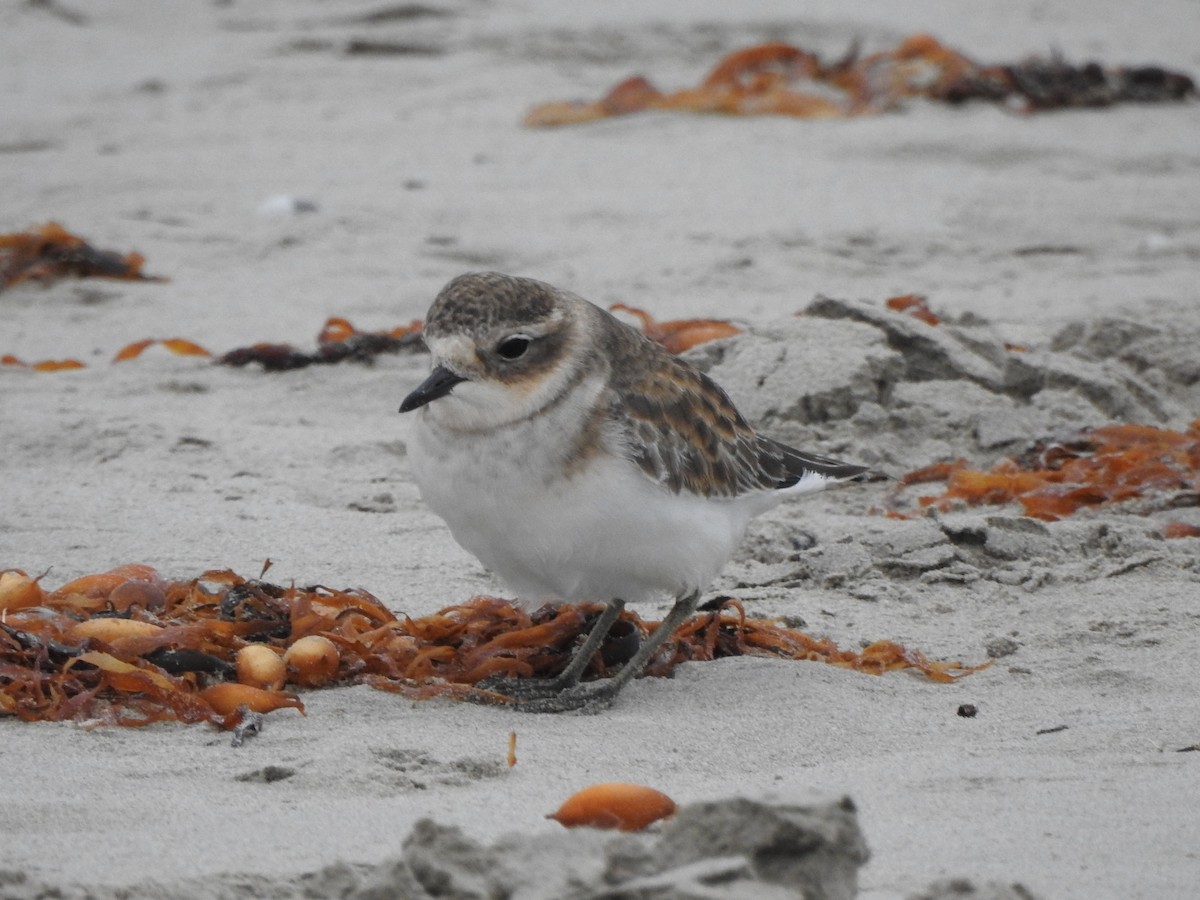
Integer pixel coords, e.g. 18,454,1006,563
610,303,741,354
112,339,155,361
886,294,940,326
1162,522,1200,539
701,42,821,91
0,568,984,729
883,421,1200,520
7,317,418,375
548,783,677,832
1,355,88,371
70,619,164,644
221,316,424,371
0,222,166,289
114,338,212,362
524,35,1195,127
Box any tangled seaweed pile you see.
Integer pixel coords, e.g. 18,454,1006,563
884,421,1200,522
0,565,983,730
0,222,165,291
217,316,426,371
525,33,1195,126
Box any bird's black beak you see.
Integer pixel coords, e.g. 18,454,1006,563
399,365,468,413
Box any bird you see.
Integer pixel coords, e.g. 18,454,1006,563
400,271,870,712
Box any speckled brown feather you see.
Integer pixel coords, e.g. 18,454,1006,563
592,307,866,498
424,271,562,341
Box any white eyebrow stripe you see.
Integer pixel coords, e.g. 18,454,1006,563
425,334,476,366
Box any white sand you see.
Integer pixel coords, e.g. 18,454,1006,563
3,1,1199,897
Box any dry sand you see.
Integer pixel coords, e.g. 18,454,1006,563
3,1,1199,897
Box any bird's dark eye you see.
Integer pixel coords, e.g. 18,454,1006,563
496,336,531,360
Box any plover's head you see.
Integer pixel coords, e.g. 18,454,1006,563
400,272,597,430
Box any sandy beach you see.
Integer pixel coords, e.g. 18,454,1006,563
3,1,1199,897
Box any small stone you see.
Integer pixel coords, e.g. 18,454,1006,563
984,636,1020,658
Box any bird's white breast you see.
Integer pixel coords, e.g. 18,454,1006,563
406,387,766,606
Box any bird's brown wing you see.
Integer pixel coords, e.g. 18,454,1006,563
604,325,867,498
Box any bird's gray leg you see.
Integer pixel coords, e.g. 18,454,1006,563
514,589,701,714
548,597,625,690
474,598,625,701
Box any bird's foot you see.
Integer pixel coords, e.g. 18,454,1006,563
471,674,620,714
471,600,636,710
474,673,576,703
514,680,620,714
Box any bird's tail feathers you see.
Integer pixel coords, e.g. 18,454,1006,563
773,442,880,493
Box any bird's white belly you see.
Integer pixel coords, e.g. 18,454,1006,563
408,416,756,605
